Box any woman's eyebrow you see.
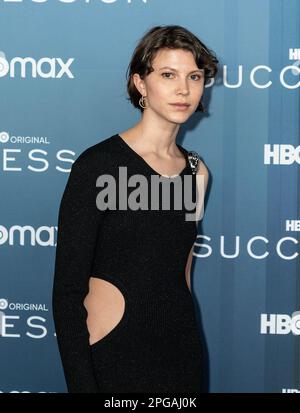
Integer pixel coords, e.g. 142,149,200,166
158,66,204,73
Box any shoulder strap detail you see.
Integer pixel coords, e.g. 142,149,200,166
187,151,200,175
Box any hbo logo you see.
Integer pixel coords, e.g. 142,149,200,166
260,312,300,335
264,144,300,164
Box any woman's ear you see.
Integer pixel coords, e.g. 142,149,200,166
132,73,147,96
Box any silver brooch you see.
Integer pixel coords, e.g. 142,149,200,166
187,151,200,175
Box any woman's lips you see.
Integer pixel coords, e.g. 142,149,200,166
169,103,190,110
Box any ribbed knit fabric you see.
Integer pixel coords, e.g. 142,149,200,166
52,133,204,393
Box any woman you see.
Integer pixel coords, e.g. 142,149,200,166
52,24,218,393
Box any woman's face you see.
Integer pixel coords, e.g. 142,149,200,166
133,48,205,123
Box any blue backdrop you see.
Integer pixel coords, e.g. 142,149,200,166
0,0,299,393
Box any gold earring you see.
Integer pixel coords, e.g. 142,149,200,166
139,96,148,109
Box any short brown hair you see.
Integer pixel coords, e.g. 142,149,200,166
126,25,219,113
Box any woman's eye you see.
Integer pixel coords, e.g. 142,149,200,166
191,74,202,80
161,72,174,78
161,72,202,80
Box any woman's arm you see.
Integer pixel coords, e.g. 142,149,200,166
185,160,209,292
185,244,194,292
52,149,106,393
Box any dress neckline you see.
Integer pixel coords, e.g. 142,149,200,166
115,133,189,178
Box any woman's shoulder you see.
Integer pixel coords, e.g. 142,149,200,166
72,134,119,169
178,143,204,175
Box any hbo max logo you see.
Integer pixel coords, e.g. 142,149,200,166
0,54,74,79
264,144,300,165
260,312,300,335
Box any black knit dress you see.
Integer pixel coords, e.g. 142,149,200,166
52,133,204,393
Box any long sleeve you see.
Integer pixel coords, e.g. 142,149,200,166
52,151,105,393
